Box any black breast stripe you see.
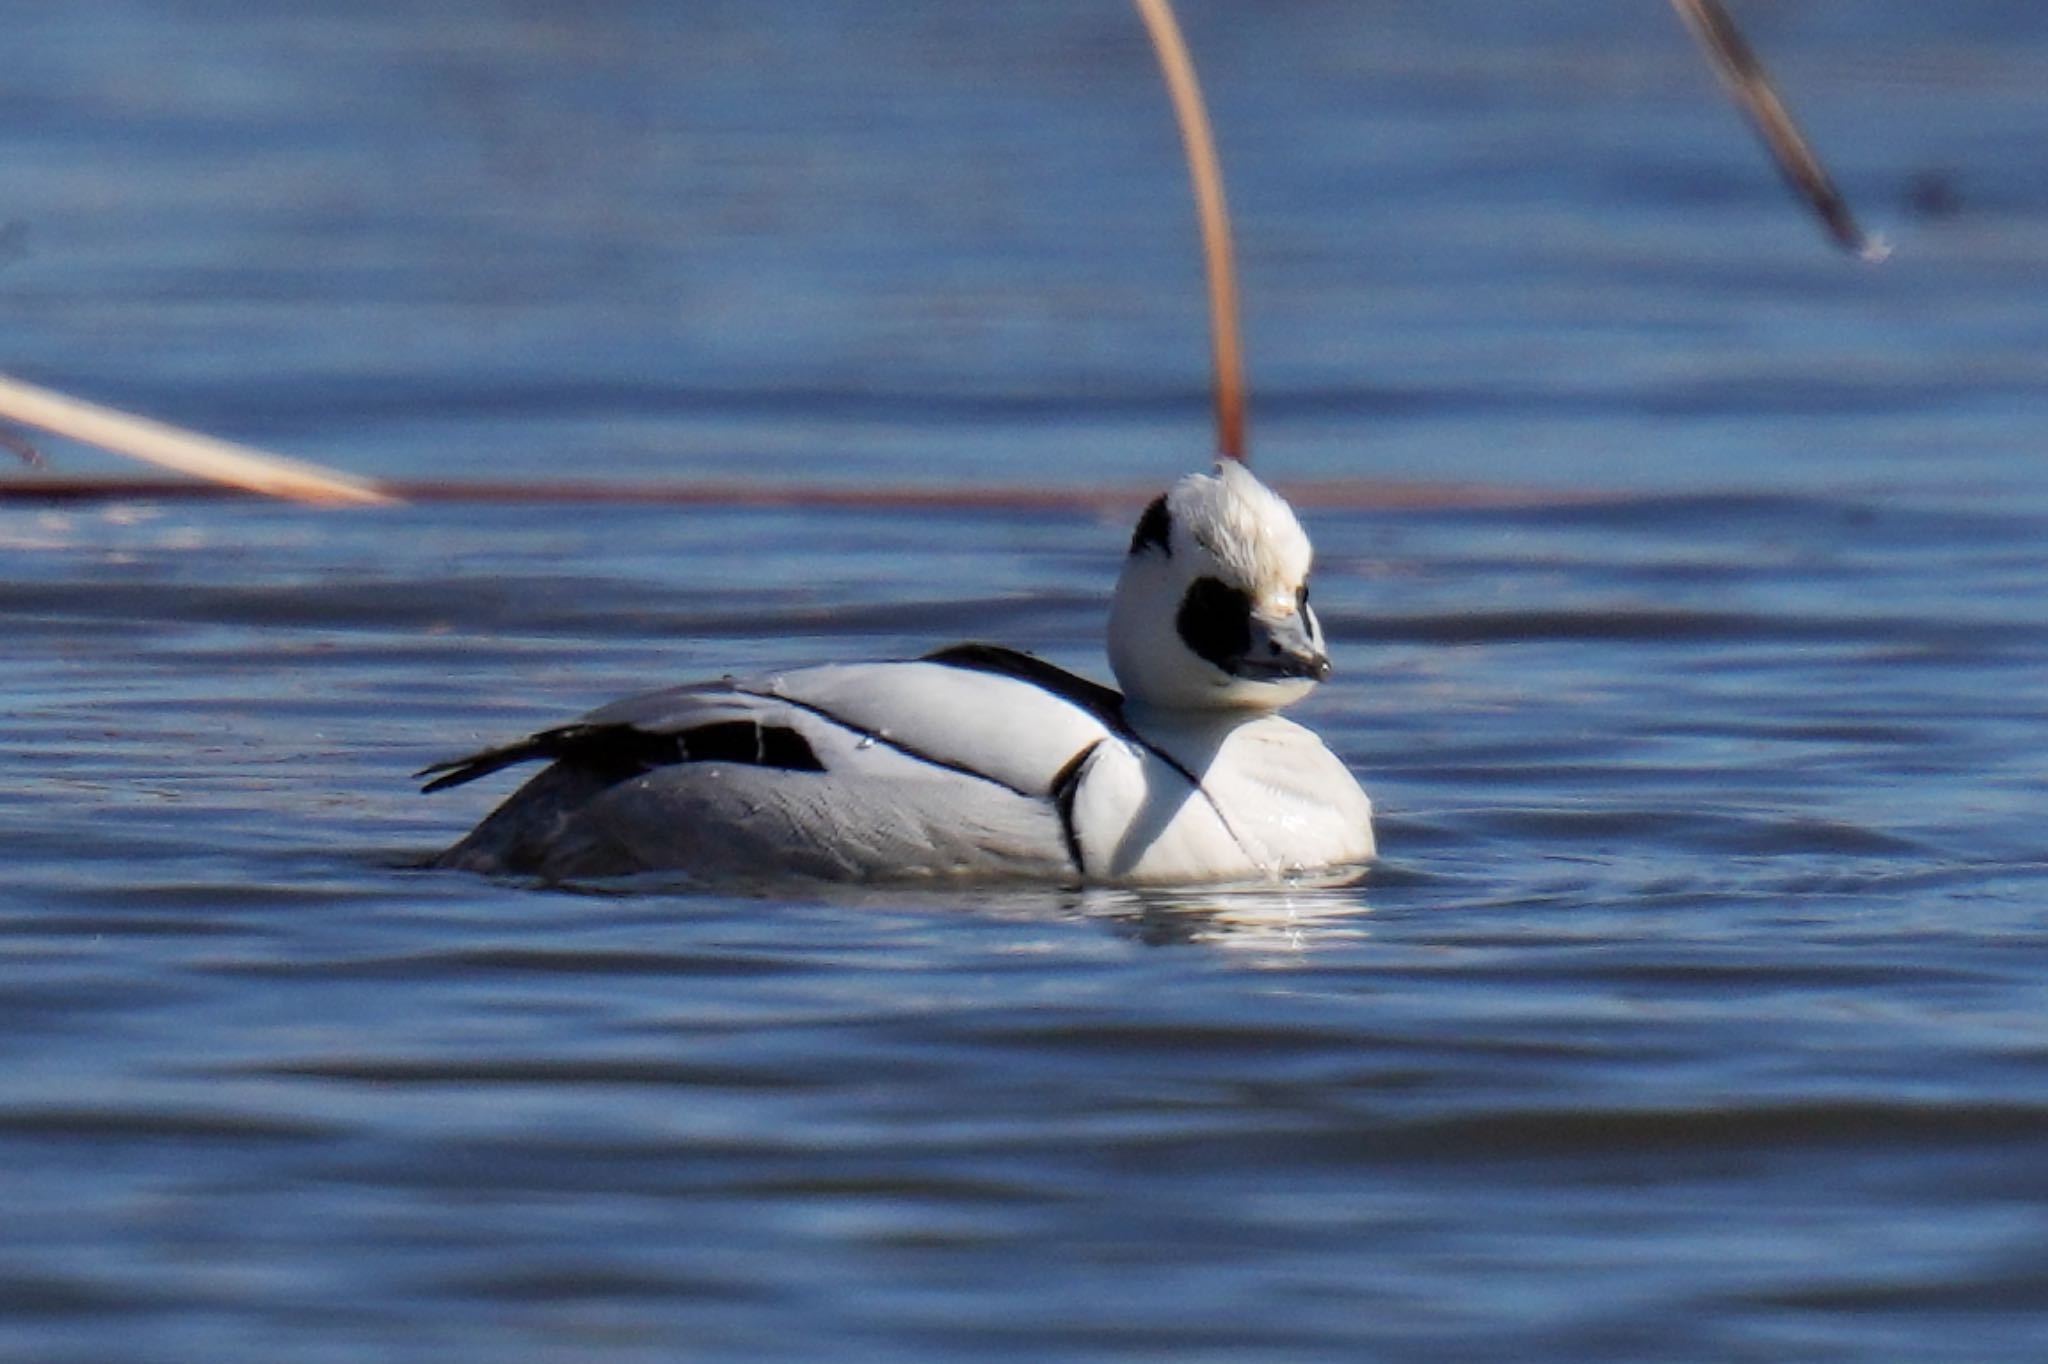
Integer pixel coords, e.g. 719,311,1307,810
1049,740,1101,878
1126,740,1255,868
924,642,1253,865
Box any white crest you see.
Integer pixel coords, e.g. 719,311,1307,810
1172,460,1313,612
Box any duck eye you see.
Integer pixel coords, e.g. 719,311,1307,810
1176,576,1254,672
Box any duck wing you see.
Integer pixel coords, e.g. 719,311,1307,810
421,649,1132,881
416,687,802,793
419,647,1124,799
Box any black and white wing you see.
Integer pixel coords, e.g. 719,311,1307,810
420,648,1127,881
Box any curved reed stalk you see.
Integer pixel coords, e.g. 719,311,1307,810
1670,0,1887,261
0,372,396,505
1131,0,1249,463
5,6,1872,505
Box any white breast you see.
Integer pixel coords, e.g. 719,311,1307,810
1068,710,1375,884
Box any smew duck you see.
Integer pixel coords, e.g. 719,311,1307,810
421,461,1374,884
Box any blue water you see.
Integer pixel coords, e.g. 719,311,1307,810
6,3,2048,1359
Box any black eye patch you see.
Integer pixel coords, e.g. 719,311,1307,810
1176,576,1253,672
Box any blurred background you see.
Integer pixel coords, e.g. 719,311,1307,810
6,0,2045,497
6,6,2048,1362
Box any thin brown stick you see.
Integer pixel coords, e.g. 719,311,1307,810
1669,0,1887,261
0,475,1578,512
1130,0,1249,462
0,373,397,505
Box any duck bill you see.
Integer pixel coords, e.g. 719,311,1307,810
1232,611,1331,683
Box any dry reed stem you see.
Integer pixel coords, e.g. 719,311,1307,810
1131,0,1249,463
0,373,398,505
1670,0,1887,261
0,476,1589,513
5,7,1871,508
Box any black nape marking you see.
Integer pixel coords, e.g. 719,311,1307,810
420,719,823,793
1176,576,1254,672
1129,495,1172,557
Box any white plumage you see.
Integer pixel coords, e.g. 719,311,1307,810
422,462,1375,885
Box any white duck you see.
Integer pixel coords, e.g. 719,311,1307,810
421,460,1374,884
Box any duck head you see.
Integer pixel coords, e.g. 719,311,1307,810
1108,461,1330,712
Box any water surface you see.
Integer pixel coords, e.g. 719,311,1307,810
5,3,2048,1360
